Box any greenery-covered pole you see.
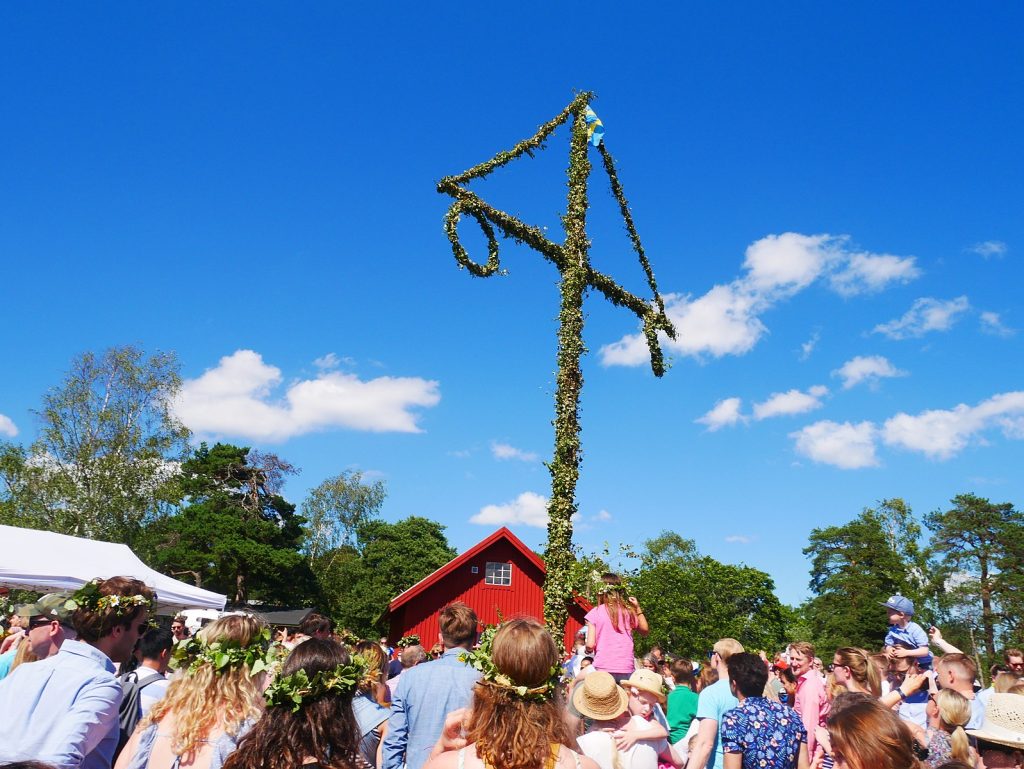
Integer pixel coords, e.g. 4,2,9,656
437,93,675,647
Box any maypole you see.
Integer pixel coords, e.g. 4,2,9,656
437,93,675,647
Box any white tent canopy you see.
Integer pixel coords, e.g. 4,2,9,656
0,525,227,614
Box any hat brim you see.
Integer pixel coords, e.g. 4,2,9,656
967,723,1024,750
572,681,629,721
622,680,666,704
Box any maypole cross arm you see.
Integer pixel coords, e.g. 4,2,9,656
436,92,676,646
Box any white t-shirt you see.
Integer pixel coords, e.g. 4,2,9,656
578,718,668,769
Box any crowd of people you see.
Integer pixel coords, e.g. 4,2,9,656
0,574,1023,769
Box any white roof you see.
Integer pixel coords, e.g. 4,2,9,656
0,524,227,613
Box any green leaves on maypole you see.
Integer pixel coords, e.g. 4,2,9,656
437,93,675,647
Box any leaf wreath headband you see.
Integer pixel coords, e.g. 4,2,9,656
171,626,278,676
264,654,370,713
66,579,155,616
460,626,561,703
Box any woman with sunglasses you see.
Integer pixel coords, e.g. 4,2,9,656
829,648,881,697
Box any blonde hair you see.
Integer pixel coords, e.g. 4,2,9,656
834,647,882,697
10,639,38,672
713,638,744,662
141,615,266,759
934,689,971,764
354,640,390,707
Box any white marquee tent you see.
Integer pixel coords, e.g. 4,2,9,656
0,525,227,613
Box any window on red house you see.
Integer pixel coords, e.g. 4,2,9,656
485,561,512,586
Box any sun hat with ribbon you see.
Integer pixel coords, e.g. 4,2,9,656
621,668,666,704
572,671,629,721
967,693,1024,749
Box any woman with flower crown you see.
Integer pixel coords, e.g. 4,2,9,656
223,637,365,769
115,614,270,769
422,617,599,769
585,574,648,683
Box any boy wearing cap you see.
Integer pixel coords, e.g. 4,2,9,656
880,595,932,667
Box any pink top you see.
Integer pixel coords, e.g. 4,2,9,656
794,671,829,757
585,603,638,674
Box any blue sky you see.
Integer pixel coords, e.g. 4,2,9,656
2,5,1022,606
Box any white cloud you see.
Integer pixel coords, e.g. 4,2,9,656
829,252,921,297
491,441,541,462
882,391,1024,460
833,355,908,390
695,397,745,431
470,491,549,528
601,233,919,366
0,414,18,438
967,240,1007,258
174,350,440,442
799,331,820,361
873,296,970,339
790,420,880,469
725,535,752,544
980,311,1015,338
594,509,612,521
753,386,828,420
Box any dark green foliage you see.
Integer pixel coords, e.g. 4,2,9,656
143,443,314,606
319,516,457,637
925,493,1024,656
803,499,925,652
626,532,787,657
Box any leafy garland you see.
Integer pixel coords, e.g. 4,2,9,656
170,626,277,676
437,93,675,646
397,634,420,647
460,626,561,703
264,654,369,713
65,579,155,616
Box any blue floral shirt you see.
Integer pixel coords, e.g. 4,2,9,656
720,696,807,769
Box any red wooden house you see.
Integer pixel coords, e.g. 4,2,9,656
381,527,589,651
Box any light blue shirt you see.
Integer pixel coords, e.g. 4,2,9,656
695,677,738,769
0,639,122,769
381,647,481,769
0,648,16,681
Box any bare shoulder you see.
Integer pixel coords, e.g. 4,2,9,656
423,749,461,769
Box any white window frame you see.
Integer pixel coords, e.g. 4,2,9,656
484,561,512,586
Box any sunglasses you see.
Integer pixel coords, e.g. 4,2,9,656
27,618,55,630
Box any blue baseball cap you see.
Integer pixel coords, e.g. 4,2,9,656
880,595,914,615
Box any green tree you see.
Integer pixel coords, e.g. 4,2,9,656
629,532,786,656
925,493,1024,656
17,346,189,545
803,498,925,651
303,470,386,561
324,516,456,637
144,443,314,605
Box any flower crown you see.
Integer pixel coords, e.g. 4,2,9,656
397,634,421,647
66,579,155,616
460,626,561,703
264,654,370,713
171,626,277,676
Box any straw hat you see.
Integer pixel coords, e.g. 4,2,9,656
967,693,1024,749
621,669,666,704
572,671,628,721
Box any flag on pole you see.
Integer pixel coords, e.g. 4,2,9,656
584,107,604,147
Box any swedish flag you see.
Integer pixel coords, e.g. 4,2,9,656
584,107,604,147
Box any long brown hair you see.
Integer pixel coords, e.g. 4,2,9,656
834,647,881,696
224,638,361,769
597,574,635,633
828,697,919,769
465,618,573,769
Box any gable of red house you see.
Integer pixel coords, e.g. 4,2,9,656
381,527,590,652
